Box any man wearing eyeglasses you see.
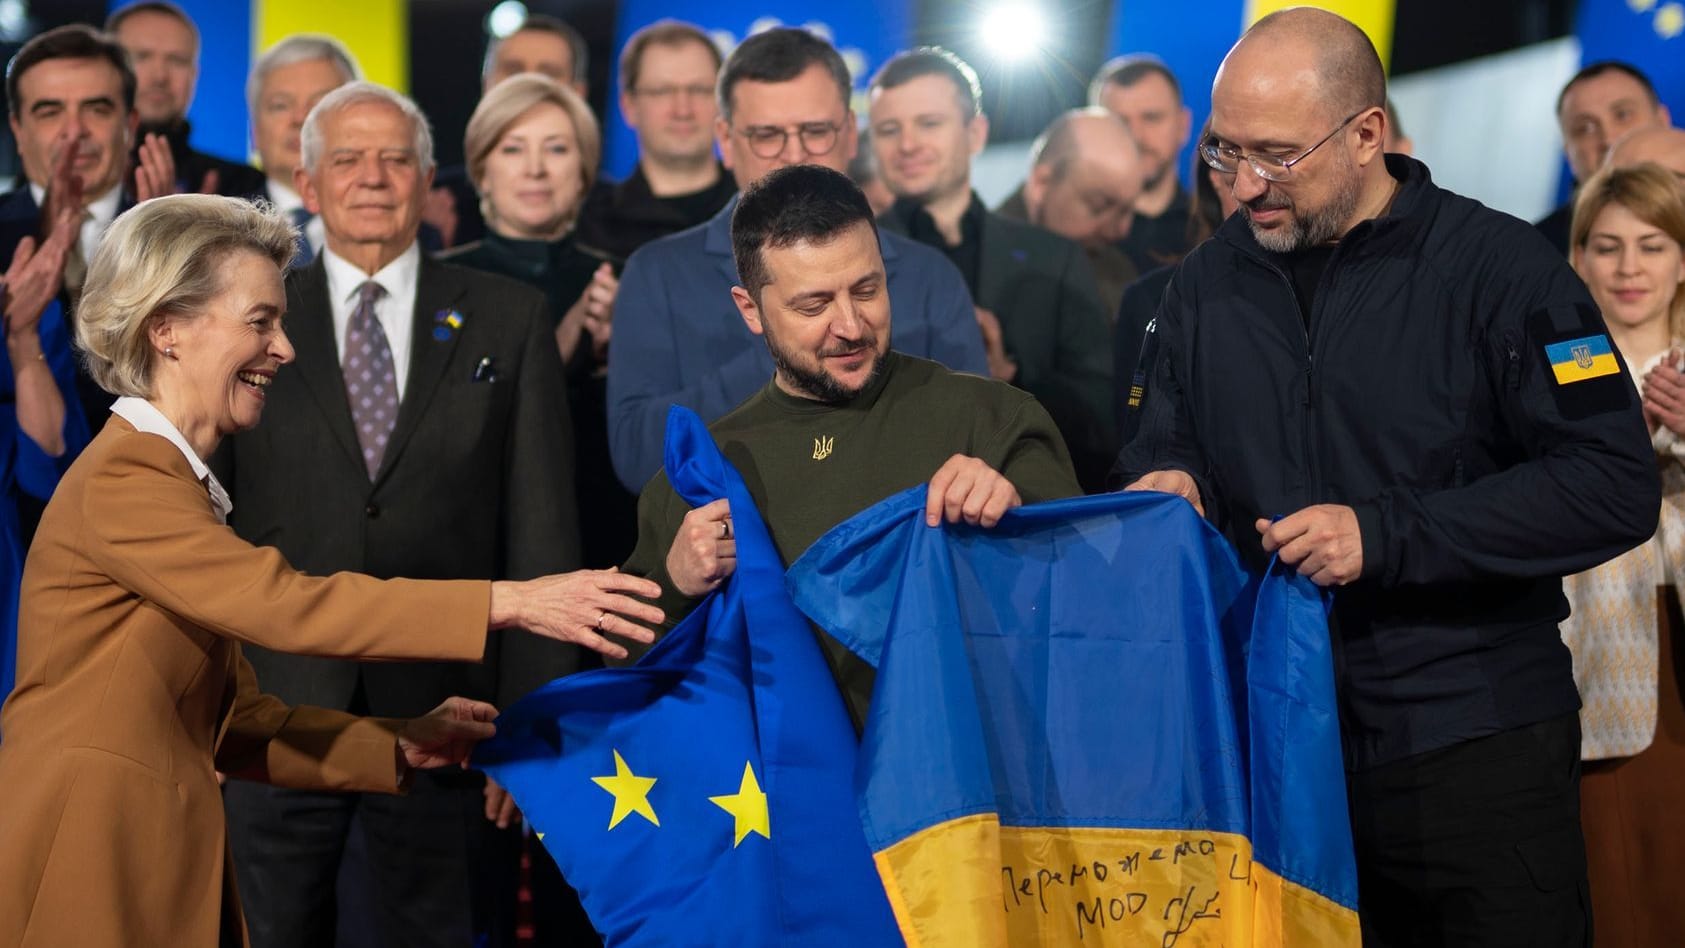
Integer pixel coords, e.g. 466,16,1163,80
1118,9,1656,945
575,20,736,263
606,26,987,493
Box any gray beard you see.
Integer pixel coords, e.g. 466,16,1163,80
1247,171,1361,254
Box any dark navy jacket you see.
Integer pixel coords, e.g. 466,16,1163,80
606,195,989,492
1117,155,1660,769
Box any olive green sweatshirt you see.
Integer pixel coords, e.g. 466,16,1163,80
620,351,1081,724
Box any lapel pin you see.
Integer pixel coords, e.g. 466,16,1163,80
433,308,465,342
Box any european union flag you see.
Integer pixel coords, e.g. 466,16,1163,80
476,407,899,946
788,489,1359,946
1577,0,1685,121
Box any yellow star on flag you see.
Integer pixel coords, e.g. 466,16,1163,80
591,749,659,829
709,761,771,846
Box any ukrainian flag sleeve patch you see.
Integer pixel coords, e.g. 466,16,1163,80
1545,334,1620,384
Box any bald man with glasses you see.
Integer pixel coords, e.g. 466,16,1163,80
605,27,986,492
1119,10,1656,944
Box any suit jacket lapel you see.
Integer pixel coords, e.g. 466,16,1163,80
378,257,465,482
285,260,365,471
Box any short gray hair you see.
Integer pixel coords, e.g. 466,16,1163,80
77,195,297,398
246,34,360,126
300,80,435,175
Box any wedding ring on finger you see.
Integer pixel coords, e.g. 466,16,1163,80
718,519,733,540
596,611,608,631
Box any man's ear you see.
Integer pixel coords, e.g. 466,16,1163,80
731,285,764,336
1024,161,1053,213
295,164,321,215
968,112,990,156
715,116,733,172
1352,106,1386,167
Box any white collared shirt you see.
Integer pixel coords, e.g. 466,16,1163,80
110,396,233,523
265,178,326,256
30,182,122,266
321,242,419,400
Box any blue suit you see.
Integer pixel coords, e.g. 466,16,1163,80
0,188,91,720
606,195,988,491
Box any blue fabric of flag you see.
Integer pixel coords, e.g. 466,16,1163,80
787,488,1358,945
475,406,899,947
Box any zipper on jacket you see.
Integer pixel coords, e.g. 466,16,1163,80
1503,334,1523,391
1258,260,1321,499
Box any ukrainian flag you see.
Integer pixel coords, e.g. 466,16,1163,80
1546,334,1621,385
788,490,1360,947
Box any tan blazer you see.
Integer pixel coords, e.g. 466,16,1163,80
0,418,493,947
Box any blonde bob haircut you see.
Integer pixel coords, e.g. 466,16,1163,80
77,194,297,398
464,73,601,231
1572,162,1685,339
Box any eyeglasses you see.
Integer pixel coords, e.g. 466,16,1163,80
631,84,714,103
734,121,843,160
1200,110,1364,182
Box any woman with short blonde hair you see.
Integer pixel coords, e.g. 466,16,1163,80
445,74,636,577
0,194,663,946
463,73,601,235
76,192,297,398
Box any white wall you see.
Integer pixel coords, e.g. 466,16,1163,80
1371,37,1578,222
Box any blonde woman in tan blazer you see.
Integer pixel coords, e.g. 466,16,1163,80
0,195,664,947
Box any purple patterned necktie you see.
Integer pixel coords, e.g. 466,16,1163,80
342,280,398,479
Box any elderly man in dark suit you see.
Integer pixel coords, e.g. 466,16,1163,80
868,47,1114,491
216,81,579,948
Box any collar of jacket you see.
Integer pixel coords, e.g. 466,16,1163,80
1216,153,1437,265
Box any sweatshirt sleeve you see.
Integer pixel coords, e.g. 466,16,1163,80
612,470,705,665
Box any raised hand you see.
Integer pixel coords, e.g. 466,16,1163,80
133,132,180,201
2,206,78,338
40,139,85,234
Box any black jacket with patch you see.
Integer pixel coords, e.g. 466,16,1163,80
1116,155,1660,769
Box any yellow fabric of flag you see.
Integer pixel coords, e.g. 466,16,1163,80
254,0,409,92
1244,0,1396,68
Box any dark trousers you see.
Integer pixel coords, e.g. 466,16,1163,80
1347,713,1592,947
225,769,498,948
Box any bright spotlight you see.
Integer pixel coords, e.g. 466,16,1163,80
980,3,1048,62
487,0,528,39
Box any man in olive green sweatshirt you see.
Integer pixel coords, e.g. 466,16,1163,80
620,164,1081,725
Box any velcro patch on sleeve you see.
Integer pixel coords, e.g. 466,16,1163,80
1528,305,1633,420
